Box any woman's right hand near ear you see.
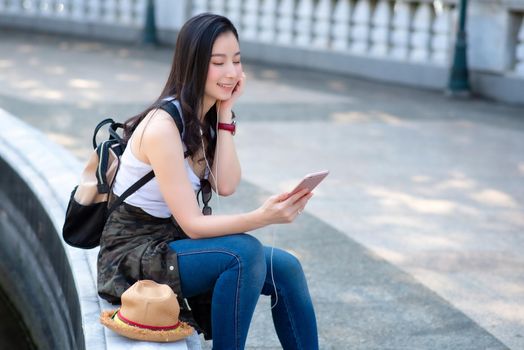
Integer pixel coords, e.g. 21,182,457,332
257,188,313,225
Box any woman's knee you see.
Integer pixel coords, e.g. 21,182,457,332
270,248,306,280
225,234,266,278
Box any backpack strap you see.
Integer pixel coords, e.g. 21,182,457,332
107,170,155,214
96,139,119,194
107,100,188,214
93,118,115,149
159,100,189,158
160,101,184,135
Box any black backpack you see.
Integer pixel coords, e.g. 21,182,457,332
62,101,183,249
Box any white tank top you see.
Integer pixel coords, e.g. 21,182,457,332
112,100,203,218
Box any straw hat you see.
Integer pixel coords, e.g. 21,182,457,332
100,280,194,342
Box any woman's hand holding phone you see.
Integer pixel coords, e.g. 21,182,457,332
256,170,328,225
258,188,313,225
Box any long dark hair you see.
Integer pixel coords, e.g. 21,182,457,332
123,13,239,172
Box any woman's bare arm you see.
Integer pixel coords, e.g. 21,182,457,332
210,109,241,196
138,110,311,239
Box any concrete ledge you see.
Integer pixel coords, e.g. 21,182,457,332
0,164,81,349
0,109,87,349
471,71,524,105
0,109,200,349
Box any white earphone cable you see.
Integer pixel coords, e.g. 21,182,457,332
199,101,221,213
201,101,278,310
269,227,278,309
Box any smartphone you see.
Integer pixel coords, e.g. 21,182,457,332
288,170,329,197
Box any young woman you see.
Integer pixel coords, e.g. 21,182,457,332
97,13,319,350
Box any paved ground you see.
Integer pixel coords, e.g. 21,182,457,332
1,29,523,349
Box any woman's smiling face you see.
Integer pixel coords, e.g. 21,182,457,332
204,31,242,109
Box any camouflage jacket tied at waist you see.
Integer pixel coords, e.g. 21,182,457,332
97,199,213,339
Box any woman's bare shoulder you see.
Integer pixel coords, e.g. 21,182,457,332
132,108,184,162
143,108,181,135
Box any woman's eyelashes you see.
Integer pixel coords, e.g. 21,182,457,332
212,61,241,66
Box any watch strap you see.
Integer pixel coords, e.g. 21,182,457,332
218,121,236,135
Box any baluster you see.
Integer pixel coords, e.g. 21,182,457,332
431,2,452,64
54,0,65,17
390,0,411,60
410,3,432,61
40,0,55,16
332,0,351,51
242,0,259,40
277,0,295,45
7,0,23,14
351,0,372,54
56,0,72,17
133,0,146,26
103,0,117,23
119,0,133,24
21,0,37,15
71,0,85,21
192,0,208,16
259,0,277,42
516,18,524,76
226,0,242,28
370,0,392,56
86,0,101,22
210,0,225,15
295,0,314,46
25,0,40,17
313,0,332,48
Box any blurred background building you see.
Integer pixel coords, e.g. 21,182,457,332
1,0,523,104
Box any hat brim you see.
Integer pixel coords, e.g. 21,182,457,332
100,310,194,343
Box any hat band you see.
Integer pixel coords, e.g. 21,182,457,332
116,310,181,331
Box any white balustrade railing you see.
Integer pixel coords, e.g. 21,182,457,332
332,0,351,51
295,0,313,47
431,2,453,64
190,0,459,66
0,0,522,76
370,0,391,57
242,0,258,40
0,0,146,26
260,0,277,42
351,0,371,54
516,15,524,76
312,0,331,48
277,0,294,45
410,2,432,61
191,0,207,17
226,0,241,29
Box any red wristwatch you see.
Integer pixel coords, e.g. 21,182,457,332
218,119,236,135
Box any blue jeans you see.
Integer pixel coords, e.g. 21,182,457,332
169,234,319,350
